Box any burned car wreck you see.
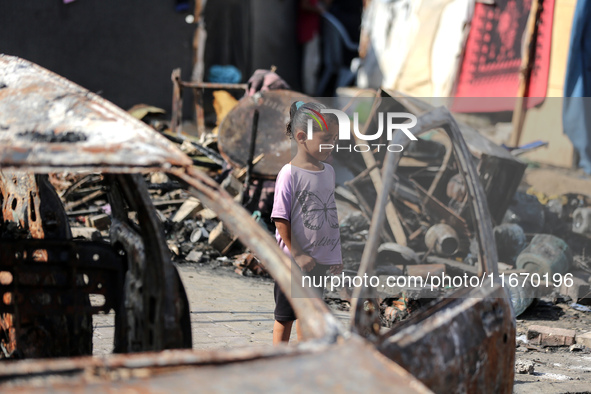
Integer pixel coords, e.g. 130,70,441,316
0,55,514,393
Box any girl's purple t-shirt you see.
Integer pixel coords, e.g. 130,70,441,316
271,163,342,265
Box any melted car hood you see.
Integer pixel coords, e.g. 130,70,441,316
0,55,191,173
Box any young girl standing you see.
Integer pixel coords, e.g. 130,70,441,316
271,101,343,344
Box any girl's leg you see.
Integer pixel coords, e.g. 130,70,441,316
273,281,296,344
273,320,294,345
295,319,304,342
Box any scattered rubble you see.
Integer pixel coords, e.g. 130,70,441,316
577,331,591,348
515,359,536,374
527,325,577,347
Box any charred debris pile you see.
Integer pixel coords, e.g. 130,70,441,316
54,94,591,327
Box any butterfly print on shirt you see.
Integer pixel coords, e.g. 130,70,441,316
295,190,339,231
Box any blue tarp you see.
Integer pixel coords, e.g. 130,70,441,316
563,0,591,174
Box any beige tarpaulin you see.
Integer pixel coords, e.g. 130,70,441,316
358,0,474,98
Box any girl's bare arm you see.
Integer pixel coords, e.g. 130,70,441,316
274,218,316,272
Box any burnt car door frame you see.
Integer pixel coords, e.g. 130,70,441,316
348,105,515,393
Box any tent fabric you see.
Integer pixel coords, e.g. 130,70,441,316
203,0,252,83
357,0,473,98
203,0,299,90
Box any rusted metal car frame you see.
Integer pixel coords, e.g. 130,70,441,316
0,55,513,393
0,55,193,357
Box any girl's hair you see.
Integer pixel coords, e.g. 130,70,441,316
285,101,327,138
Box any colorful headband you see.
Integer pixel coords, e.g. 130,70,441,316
295,101,305,110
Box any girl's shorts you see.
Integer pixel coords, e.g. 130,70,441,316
273,263,328,322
